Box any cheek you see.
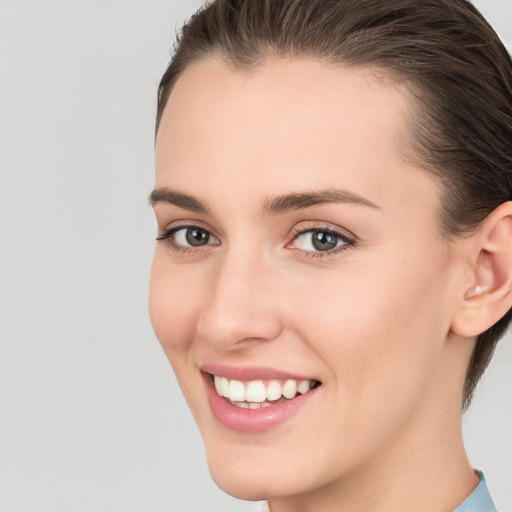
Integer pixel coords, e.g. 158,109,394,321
149,252,210,419
148,250,202,358
292,248,452,411
275,252,453,470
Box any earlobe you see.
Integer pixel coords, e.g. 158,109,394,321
451,201,512,337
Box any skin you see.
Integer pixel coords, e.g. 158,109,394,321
150,57,484,511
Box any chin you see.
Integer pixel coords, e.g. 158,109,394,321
203,444,274,500
209,468,271,501
204,441,324,502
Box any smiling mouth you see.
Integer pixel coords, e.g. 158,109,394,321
209,374,321,409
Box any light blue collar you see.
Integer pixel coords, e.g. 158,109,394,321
453,471,497,512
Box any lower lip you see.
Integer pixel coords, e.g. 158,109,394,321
203,373,319,433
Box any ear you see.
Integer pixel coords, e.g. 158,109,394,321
451,201,512,337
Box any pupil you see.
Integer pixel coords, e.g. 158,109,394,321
186,228,209,246
312,231,337,251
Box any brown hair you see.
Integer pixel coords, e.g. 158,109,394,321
156,0,512,410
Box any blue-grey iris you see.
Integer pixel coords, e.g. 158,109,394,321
312,231,337,251
186,228,210,246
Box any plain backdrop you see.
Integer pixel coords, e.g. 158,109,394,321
1,1,511,511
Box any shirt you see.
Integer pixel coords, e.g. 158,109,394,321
260,471,497,511
454,471,497,512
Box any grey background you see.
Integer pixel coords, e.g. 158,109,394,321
0,1,511,511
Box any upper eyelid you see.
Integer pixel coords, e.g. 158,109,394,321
158,220,220,238
158,224,219,242
290,222,356,241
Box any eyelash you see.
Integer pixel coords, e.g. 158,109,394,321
156,224,215,254
156,223,356,258
288,223,356,258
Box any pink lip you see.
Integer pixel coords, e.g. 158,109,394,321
200,363,316,382
200,368,320,433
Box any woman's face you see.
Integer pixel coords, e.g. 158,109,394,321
150,58,470,501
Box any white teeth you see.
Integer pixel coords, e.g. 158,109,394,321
228,379,246,402
230,401,272,409
266,380,282,401
297,380,310,394
213,375,317,404
220,376,229,397
282,379,297,399
214,375,230,397
245,380,267,403
214,375,223,395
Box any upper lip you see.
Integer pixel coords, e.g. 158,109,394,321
199,363,319,382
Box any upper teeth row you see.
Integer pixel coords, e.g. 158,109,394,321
213,375,314,403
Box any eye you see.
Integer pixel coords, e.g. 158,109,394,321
157,225,219,252
288,226,354,256
174,227,214,247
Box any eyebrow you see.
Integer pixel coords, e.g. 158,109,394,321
263,188,380,215
148,187,380,215
148,188,210,214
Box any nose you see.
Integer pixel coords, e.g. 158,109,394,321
195,249,284,351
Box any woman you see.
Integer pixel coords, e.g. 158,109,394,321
149,0,512,510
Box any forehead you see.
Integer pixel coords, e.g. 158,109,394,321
157,57,410,161
155,57,440,221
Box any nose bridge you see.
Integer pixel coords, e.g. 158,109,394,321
196,246,282,349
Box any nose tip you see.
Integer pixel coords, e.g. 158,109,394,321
195,258,283,351
197,306,283,350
